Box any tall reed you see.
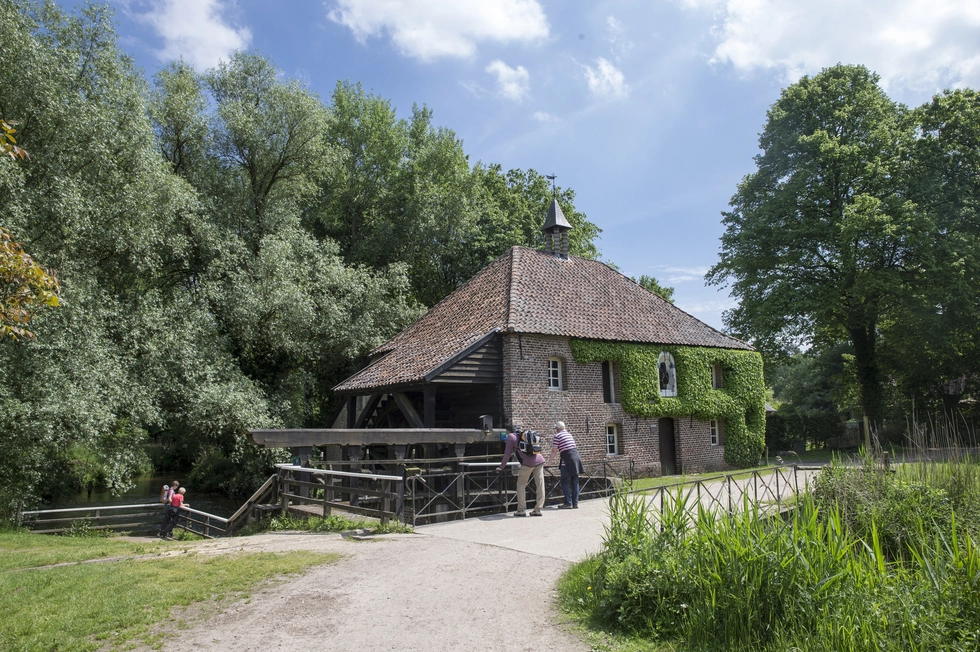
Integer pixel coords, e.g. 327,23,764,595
560,463,980,651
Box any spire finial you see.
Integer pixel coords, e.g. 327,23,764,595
545,174,557,197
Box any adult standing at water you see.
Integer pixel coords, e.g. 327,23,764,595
547,421,584,509
158,480,178,536
160,487,186,540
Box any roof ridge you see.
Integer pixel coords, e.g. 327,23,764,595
506,246,518,330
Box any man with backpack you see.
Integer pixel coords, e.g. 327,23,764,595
496,425,545,516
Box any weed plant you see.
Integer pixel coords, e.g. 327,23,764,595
560,465,980,651
241,513,413,535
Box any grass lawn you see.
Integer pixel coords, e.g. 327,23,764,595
0,529,339,651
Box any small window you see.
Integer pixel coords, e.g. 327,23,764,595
711,364,724,390
658,352,677,397
602,361,615,403
606,424,619,455
710,419,724,446
548,358,563,391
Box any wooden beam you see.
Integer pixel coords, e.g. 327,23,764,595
248,428,494,448
346,396,357,429
423,386,435,428
354,394,382,429
393,392,424,428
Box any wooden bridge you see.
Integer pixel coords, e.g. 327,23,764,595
20,454,631,536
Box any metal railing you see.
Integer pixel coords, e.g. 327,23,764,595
631,464,819,521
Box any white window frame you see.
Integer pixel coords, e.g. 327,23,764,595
712,364,723,390
710,419,723,446
606,424,619,456
548,357,563,391
658,351,677,397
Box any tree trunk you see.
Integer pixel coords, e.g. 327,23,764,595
850,324,883,430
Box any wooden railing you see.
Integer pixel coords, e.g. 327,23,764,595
21,502,231,539
224,473,279,535
276,463,405,523
22,503,165,535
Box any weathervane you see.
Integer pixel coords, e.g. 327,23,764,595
546,173,557,196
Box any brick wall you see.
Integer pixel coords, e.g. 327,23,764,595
502,333,730,476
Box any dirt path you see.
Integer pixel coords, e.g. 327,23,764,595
152,529,591,652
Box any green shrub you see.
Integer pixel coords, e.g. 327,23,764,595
561,478,980,651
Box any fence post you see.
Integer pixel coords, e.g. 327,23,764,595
396,468,406,523
281,469,289,515
381,479,391,524
456,468,465,520
15,500,23,528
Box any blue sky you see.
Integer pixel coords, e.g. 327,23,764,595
57,0,980,329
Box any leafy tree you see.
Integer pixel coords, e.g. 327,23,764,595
1,119,28,160
0,226,60,339
318,83,603,307
707,65,925,428
633,274,674,303
880,89,980,413
768,348,847,448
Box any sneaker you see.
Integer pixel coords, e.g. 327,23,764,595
514,511,527,517
530,510,542,516
558,504,573,510
573,505,579,509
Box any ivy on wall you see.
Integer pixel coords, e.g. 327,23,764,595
570,340,766,467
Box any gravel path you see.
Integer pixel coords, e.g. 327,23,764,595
153,519,595,652
150,469,814,651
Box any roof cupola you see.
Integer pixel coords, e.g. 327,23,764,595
541,178,572,259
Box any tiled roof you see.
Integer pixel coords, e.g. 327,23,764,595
333,246,751,392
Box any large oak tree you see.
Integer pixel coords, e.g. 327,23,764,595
707,65,928,427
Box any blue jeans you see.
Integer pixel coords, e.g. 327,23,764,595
559,450,582,507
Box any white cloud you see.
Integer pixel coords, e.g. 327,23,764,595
138,0,251,71
682,0,980,90
328,0,549,61
583,57,630,99
532,111,559,122
606,15,633,58
662,266,710,283
485,60,530,101
677,298,738,319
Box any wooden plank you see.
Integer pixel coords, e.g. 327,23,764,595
249,428,495,447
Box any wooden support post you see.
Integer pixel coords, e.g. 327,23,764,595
298,446,312,499
396,467,406,522
281,468,289,514
423,385,435,428
347,395,357,429
348,445,362,508
381,479,390,523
